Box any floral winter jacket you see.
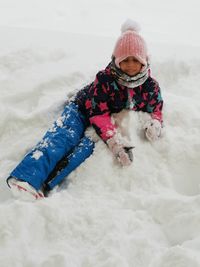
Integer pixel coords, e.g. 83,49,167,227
74,64,163,141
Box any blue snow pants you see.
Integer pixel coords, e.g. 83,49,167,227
9,103,95,191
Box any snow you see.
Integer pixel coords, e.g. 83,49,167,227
0,1,200,267
32,151,43,160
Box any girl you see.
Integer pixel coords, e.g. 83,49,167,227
7,19,163,200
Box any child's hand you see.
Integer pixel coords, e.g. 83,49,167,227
144,119,162,142
117,147,134,166
106,135,133,166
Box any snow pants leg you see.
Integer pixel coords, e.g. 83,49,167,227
44,135,94,190
9,103,94,191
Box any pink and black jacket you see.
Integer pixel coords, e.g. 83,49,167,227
74,63,163,141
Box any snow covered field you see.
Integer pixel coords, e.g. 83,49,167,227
0,1,200,267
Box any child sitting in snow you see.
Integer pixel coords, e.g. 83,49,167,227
7,19,163,200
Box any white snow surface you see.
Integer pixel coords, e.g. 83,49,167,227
0,1,200,267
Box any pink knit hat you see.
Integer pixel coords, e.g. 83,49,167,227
113,19,148,68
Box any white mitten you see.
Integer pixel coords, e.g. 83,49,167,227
144,119,162,142
106,134,133,166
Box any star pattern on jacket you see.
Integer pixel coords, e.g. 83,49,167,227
99,102,108,112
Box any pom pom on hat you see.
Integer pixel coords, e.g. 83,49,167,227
121,19,141,33
113,19,148,68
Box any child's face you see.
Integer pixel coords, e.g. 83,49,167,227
119,56,143,76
